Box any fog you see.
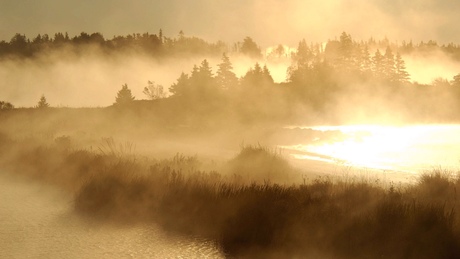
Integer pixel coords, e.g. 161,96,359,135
404,49,460,84
0,173,224,258
1,44,458,109
2,0,460,47
3,1,460,257
0,48,291,107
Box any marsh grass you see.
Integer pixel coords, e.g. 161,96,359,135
226,144,295,184
2,137,460,258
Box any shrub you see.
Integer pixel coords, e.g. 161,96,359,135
226,145,294,183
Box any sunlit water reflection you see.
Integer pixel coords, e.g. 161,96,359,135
282,125,460,175
0,173,224,259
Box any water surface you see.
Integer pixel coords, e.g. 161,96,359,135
0,173,224,259
282,124,460,176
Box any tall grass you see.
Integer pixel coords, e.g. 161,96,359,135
2,137,460,258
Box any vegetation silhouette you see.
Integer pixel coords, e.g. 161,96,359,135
36,95,50,108
1,136,460,258
0,101,14,110
3,30,460,258
114,84,135,105
3,31,460,125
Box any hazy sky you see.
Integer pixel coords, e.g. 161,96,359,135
1,0,460,47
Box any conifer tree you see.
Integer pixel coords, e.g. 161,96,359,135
372,49,385,78
383,47,396,81
395,52,410,83
114,84,135,105
262,65,274,84
216,53,238,90
360,45,372,73
169,72,190,97
36,95,50,108
339,32,353,64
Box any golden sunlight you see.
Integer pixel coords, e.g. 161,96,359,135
289,125,460,171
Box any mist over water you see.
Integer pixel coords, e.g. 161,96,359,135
283,124,460,174
0,173,224,258
2,6,460,254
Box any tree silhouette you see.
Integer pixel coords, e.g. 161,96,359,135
360,46,372,73
339,32,353,66
143,81,165,100
198,59,213,79
241,63,274,89
114,84,135,105
190,59,219,98
383,47,396,81
216,53,238,90
395,52,410,83
294,39,313,69
268,44,286,59
240,37,262,58
372,49,385,78
287,39,315,83
453,73,460,87
36,95,50,108
0,101,14,110
169,72,190,97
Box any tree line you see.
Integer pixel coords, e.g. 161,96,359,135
3,31,460,123
0,30,263,59
3,30,460,62
108,32,460,123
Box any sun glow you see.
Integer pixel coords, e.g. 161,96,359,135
288,125,460,171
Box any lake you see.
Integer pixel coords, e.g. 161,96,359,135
281,124,460,180
0,173,225,259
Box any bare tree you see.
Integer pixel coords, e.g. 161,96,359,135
143,81,165,100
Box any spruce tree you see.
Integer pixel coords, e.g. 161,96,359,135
216,53,238,90
372,49,385,78
169,72,190,97
395,52,410,83
383,47,396,81
114,84,135,105
36,95,50,108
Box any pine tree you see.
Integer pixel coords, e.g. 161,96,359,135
339,32,353,63
216,53,238,90
198,59,213,79
36,95,50,108
294,39,312,69
360,45,372,73
395,52,410,83
383,46,396,81
114,84,135,105
242,63,274,87
372,49,385,78
169,72,190,97
262,65,274,84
